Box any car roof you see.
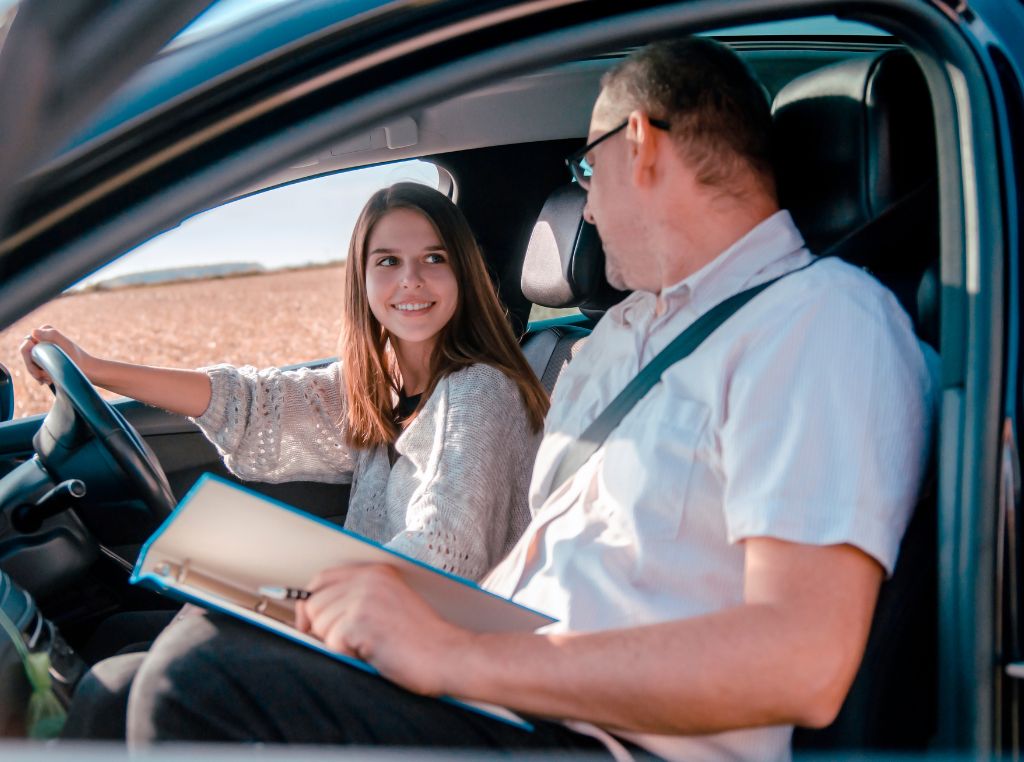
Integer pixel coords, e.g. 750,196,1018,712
63,8,899,204
70,9,890,153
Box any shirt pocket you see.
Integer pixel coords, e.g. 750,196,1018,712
597,398,711,541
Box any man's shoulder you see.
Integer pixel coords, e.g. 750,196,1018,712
756,255,913,331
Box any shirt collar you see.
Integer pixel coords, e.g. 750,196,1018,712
660,209,807,314
607,209,808,328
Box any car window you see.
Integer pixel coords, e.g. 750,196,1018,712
528,304,580,323
1,159,441,419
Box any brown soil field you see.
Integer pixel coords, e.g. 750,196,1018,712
0,266,346,419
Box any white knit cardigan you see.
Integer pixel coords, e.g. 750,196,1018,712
192,362,540,581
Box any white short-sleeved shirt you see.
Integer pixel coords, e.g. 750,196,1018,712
484,210,938,761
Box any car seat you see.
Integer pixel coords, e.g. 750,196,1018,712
773,48,940,750
519,184,627,392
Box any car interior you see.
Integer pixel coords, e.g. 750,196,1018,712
0,1,986,752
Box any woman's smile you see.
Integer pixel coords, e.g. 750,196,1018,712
391,300,437,313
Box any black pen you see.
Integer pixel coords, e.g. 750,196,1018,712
258,585,312,601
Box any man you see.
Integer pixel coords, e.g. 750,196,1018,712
128,38,935,760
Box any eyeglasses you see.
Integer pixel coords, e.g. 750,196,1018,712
565,118,671,190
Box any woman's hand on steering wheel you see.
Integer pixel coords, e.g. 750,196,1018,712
20,326,96,387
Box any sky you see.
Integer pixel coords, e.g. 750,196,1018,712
79,161,439,287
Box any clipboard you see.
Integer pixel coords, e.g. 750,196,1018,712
131,472,553,730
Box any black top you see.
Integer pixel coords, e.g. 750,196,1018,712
395,391,422,424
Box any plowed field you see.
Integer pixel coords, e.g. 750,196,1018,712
0,266,346,419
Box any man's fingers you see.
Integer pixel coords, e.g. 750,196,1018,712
294,600,310,633
303,579,359,637
324,620,369,661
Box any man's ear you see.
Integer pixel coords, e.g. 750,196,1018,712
627,110,660,188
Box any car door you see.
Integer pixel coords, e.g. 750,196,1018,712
0,0,1023,756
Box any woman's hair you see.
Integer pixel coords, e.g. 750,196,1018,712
339,182,549,448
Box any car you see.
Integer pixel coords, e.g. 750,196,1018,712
0,0,1022,758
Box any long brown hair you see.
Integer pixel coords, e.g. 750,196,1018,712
339,182,549,449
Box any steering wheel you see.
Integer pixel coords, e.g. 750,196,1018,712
28,342,176,521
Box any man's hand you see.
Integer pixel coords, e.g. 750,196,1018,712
334,540,883,735
294,564,473,696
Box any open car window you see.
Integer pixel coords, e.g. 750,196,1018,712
0,159,441,419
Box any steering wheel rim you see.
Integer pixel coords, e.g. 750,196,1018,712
30,342,176,520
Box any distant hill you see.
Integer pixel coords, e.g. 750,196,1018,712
82,262,266,291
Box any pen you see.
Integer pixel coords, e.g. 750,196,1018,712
258,585,312,601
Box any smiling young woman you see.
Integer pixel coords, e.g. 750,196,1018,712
20,183,548,582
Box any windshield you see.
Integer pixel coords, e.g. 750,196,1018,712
706,16,889,37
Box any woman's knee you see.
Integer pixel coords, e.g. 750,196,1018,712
126,609,232,741
61,652,146,740
126,609,292,743
125,609,404,745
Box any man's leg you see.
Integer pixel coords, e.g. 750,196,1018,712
127,608,607,752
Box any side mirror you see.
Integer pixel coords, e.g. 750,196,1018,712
0,364,13,422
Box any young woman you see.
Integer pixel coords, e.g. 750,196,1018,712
21,182,549,583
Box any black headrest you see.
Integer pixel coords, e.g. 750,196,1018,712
520,184,627,316
772,49,939,348
772,49,936,253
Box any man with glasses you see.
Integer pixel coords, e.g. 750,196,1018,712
130,37,936,761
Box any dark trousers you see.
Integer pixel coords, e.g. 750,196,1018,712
61,609,178,740
78,606,618,754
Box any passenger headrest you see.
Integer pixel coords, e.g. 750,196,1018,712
521,184,627,316
772,49,936,253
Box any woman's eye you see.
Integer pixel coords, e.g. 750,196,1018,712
376,256,398,267
425,252,447,264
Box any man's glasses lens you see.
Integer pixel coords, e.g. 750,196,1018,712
572,156,594,188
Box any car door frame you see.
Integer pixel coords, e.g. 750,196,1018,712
0,0,1018,752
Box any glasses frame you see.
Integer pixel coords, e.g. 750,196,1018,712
565,118,671,189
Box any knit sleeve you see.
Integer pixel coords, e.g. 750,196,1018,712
385,364,538,581
191,362,355,484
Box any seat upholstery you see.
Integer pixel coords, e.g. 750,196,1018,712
519,184,627,392
773,49,940,750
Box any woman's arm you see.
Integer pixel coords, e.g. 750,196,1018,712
193,363,355,484
20,325,211,417
20,326,354,484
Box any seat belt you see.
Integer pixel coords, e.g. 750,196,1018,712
549,259,818,494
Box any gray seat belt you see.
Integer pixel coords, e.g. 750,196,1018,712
549,260,818,493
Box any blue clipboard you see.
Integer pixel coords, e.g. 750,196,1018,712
130,472,555,730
